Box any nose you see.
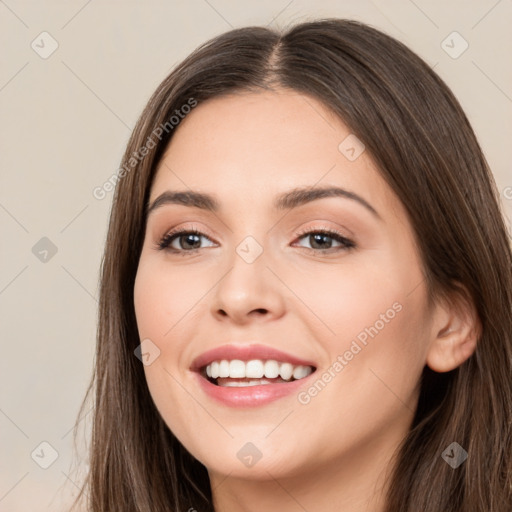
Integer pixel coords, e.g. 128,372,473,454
210,242,286,325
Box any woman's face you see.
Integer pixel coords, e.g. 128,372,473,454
134,89,435,483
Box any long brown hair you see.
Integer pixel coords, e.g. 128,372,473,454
70,19,512,511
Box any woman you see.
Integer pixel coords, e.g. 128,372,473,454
71,19,512,511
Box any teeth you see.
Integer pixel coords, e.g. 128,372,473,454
293,365,311,380
246,359,264,378
229,360,246,378
218,360,230,378
203,359,314,383
221,379,274,387
264,360,280,378
280,362,294,380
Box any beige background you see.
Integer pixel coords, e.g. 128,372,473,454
0,1,511,510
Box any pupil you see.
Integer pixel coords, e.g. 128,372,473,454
182,234,200,249
311,234,331,249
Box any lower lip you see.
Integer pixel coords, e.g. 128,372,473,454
193,372,315,407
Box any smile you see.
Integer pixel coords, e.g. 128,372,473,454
191,344,317,406
203,359,314,387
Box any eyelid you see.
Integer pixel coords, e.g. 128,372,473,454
292,224,356,251
156,223,217,251
155,223,356,256
294,222,353,240
159,222,216,240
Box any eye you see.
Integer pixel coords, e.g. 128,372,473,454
293,228,355,253
157,228,216,253
156,226,355,255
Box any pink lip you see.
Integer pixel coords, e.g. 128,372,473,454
193,372,315,407
190,343,317,370
190,343,317,408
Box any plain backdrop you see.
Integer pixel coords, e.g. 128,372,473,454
1,1,511,510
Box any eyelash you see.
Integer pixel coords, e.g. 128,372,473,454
156,226,356,255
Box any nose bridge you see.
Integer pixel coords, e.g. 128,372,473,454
210,230,285,322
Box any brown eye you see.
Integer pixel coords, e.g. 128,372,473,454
294,229,355,252
158,229,215,252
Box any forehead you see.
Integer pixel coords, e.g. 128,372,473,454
149,90,398,219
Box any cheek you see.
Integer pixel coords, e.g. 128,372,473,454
290,246,430,403
133,259,209,446
289,282,429,466
284,252,415,346
133,258,206,407
299,260,430,422
133,258,205,342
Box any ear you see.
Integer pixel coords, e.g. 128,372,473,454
426,288,480,373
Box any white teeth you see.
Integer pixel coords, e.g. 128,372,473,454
221,379,274,387
246,360,264,378
279,362,294,380
229,360,246,378
218,360,230,378
264,360,280,378
203,359,314,383
292,365,312,380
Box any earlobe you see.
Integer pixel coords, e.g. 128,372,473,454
425,291,480,373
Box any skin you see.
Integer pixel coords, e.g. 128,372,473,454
133,89,478,512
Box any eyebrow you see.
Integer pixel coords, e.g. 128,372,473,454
145,186,381,219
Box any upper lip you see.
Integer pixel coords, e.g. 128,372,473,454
190,344,317,371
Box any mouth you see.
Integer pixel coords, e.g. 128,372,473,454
190,344,317,406
200,359,315,387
